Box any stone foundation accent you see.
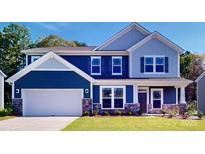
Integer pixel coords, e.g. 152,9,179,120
82,99,92,115
12,99,23,116
92,103,140,116
148,104,187,114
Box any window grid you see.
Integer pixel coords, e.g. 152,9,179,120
144,56,165,73
112,56,122,75
91,56,101,75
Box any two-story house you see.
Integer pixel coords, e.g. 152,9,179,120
6,23,192,116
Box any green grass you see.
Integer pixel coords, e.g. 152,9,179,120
62,116,205,131
0,116,14,121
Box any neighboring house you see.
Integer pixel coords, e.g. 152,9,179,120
6,23,192,116
196,72,205,114
0,70,6,109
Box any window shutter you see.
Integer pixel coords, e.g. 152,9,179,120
140,57,144,73
88,57,91,74
101,57,104,75
108,57,112,75
165,57,169,73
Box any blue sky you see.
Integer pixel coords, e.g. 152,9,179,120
0,22,205,53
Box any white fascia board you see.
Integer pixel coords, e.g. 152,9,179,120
93,22,151,51
127,32,184,54
195,72,205,82
6,52,95,83
0,70,6,78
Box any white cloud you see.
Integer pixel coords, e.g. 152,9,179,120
35,22,74,31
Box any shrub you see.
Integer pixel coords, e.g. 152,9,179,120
104,111,109,116
93,111,99,116
0,109,9,117
115,110,122,116
83,111,89,116
127,111,133,116
187,100,197,116
182,112,188,119
160,110,167,117
197,111,203,119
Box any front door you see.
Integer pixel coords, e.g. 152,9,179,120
138,90,147,113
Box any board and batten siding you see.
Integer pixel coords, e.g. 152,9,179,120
197,75,205,114
14,71,91,98
130,38,180,78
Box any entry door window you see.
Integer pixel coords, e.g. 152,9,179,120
101,87,124,109
151,89,163,109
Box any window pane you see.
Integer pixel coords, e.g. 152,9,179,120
114,88,123,97
102,88,111,97
92,58,100,65
113,58,121,65
156,65,164,72
114,99,123,108
145,57,153,64
92,66,100,73
113,66,121,73
153,91,161,99
145,65,153,72
153,100,161,108
156,57,164,64
102,99,112,108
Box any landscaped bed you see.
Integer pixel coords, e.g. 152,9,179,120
62,116,205,131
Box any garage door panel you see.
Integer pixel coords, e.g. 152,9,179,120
22,89,83,116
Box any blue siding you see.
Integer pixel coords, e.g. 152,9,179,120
149,87,176,104
126,85,133,103
93,85,100,103
61,55,129,79
14,71,91,98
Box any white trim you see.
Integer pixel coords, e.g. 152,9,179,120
100,86,126,110
21,88,84,116
93,22,151,51
91,56,101,75
144,55,165,74
138,87,149,114
178,53,180,77
6,52,95,83
0,76,4,108
12,82,14,99
112,56,122,75
31,55,41,63
195,71,205,82
23,51,129,55
127,32,184,54
33,69,72,71
0,70,6,78
129,52,132,77
175,86,178,104
151,88,164,109
26,54,28,66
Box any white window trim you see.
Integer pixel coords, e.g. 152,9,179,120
91,56,101,75
31,56,41,63
112,56,122,75
100,86,125,110
151,88,164,109
144,55,165,74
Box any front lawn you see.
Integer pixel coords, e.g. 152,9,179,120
0,116,14,121
62,116,205,131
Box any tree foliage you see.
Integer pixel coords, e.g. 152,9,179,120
180,51,204,101
32,35,86,48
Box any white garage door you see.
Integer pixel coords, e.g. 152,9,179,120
22,89,83,116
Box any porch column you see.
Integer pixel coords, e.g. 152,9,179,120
180,87,186,104
135,85,139,103
175,86,178,104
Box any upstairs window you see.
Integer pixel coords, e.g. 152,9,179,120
31,56,41,63
144,56,165,73
112,56,122,75
91,56,101,75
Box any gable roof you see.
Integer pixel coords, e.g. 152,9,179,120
127,31,184,54
0,70,6,78
93,22,151,51
195,72,205,82
6,52,95,83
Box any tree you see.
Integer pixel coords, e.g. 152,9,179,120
0,24,31,76
0,23,31,107
32,35,87,48
180,51,204,101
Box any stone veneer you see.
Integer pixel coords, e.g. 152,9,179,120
12,98,23,116
148,104,187,114
92,103,140,115
82,98,92,115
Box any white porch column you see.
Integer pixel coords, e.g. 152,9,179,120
175,87,178,104
180,87,186,104
135,85,139,103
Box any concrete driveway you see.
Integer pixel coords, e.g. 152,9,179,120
0,117,79,131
